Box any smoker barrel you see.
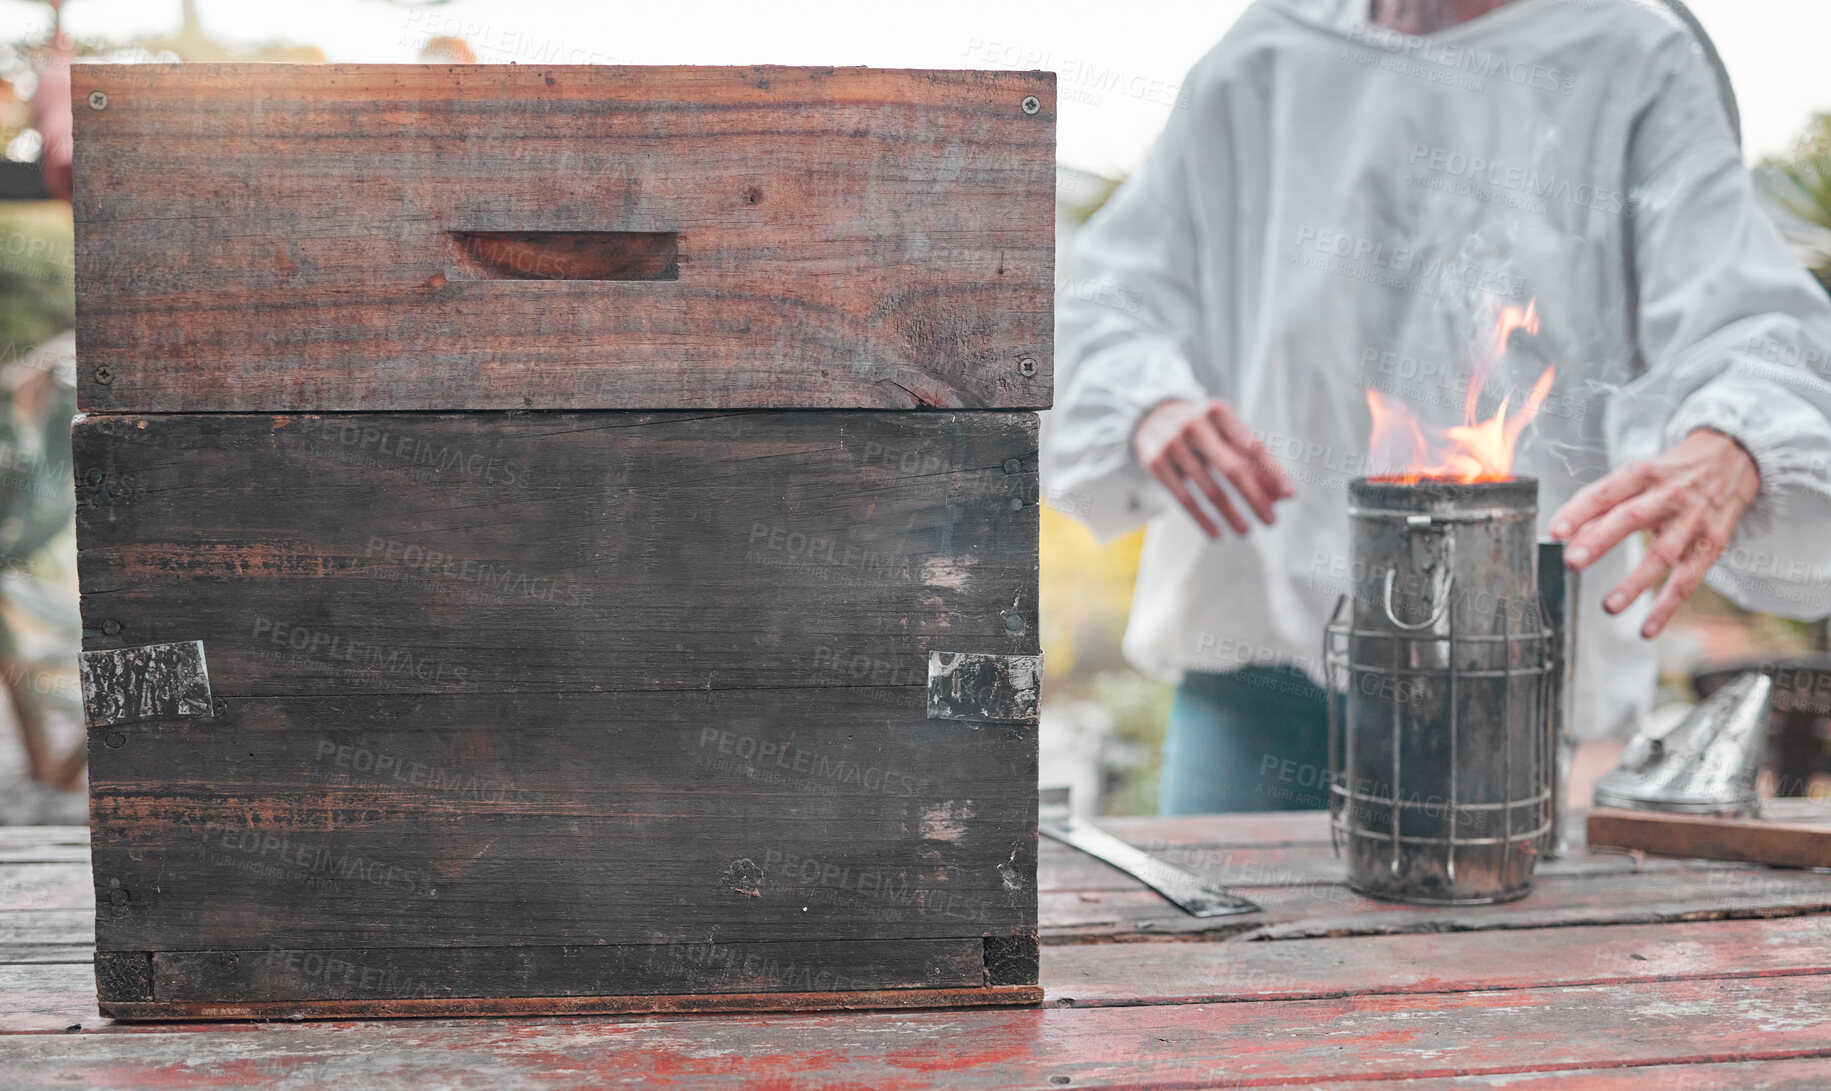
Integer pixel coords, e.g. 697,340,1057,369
1325,478,1555,904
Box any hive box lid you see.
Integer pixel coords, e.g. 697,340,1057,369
71,64,1054,413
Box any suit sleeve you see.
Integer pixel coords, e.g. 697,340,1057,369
1606,37,1831,618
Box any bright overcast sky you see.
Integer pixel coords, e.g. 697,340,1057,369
2,0,1826,174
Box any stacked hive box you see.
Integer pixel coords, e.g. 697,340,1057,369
71,64,1052,1019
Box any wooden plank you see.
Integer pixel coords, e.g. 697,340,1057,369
106,985,1044,1023
1097,812,1337,847
18,914,1831,1023
1090,808,1594,850
1041,917,1831,1006
71,65,1055,413
88,690,1037,954
1326,1058,1831,1089
0,909,92,964
0,963,100,1033
0,862,94,911
75,411,1039,696
151,939,986,1003
1589,809,1831,869
0,842,90,866
0,827,89,851
1041,868,1831,943
1038,836,1715,893
7,976,1831,1085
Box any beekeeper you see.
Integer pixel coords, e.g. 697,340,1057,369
1043,0,1831,813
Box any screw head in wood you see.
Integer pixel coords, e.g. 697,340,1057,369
104,732,126,749
85,469,104,486
108,888,128,906
1018,356,1037,377
1021,95,1041,115
88,90,108,110
1003,458,1022,474
93,366,114,385
102,619,122,635
1004,613,1026,633
1009,497,1023,511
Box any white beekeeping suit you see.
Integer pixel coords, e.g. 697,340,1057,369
1042,0,1831,741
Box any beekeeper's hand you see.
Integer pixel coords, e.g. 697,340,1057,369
1133,398,1295,538
1548,429,1760,638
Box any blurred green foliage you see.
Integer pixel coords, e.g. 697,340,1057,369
1763,112,1831,292
0,201,73,350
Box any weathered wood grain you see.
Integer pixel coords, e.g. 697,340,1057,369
70,65,1055,413
9,976,1831,1086
0,964,98,1033
1324,1058,1831,1089
1042,868,1831,943
75,411,1039,696
20,916,1831,1029
75,410,1039,1010
88,692,1037,953
1042,917,1831,1007
0,909,92,964
1589,808,1831,869
150,939,988,1004
102,985,1046,1022
1038,834,1737,892
0,862,94,912
10,819,1831,1085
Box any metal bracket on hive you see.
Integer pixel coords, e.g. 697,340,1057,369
79,640,214,728
926,652,1041,724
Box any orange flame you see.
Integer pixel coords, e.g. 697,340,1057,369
1369,300,1554,484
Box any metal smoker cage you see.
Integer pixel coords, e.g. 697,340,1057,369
1324,478,1556,905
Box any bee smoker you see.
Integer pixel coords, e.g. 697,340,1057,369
1325,477,1564,904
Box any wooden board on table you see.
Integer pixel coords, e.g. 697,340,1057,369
1589,807,1831,869
0,909,92,965
0,827,89,865
70,65,1055,414
75,411,1040,1013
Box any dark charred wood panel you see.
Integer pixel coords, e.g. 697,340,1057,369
87,692,1037,953
74,411,1039,697
70,65,1054,413
76,410,1038,1006
152,939,986,1003
92,951,150,1004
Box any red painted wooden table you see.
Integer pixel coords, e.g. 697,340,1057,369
5,812,1831,1087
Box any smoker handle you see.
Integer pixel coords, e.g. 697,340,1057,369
1382,568,1452,630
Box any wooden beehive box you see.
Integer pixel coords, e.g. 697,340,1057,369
70,64,1052,1019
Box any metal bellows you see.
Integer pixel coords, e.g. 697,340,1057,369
1593,672,1771,815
